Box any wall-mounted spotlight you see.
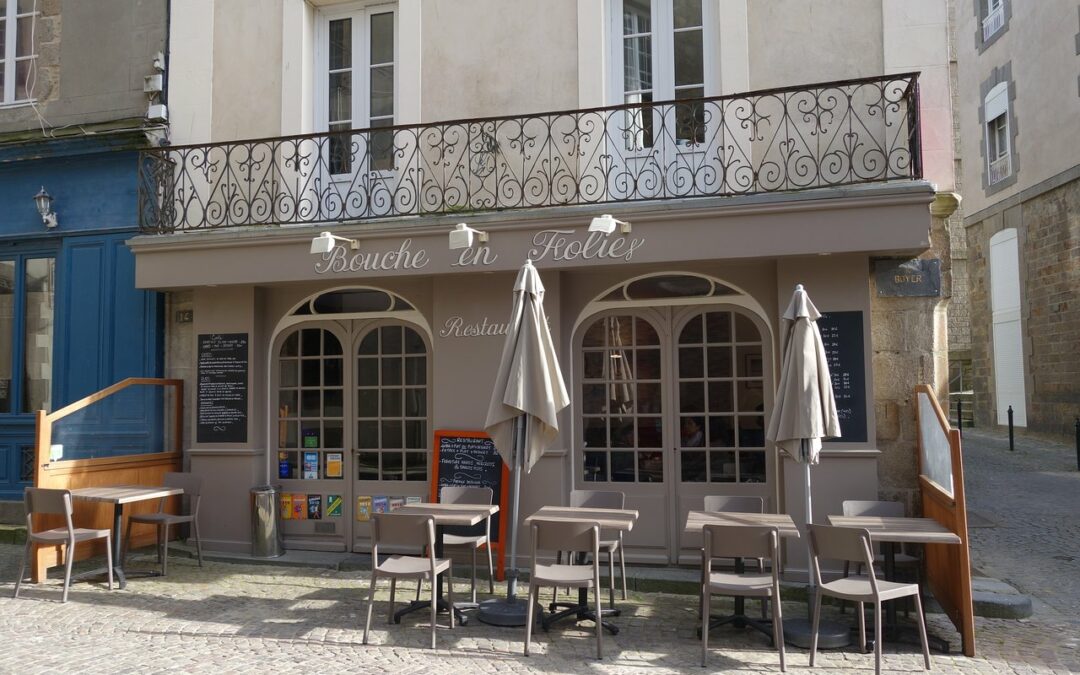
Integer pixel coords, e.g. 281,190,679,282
310,231,359,254
33,186,58,229
448,222,489,250
588,213,630,235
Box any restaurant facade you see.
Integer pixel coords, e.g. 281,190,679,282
131,0,959,570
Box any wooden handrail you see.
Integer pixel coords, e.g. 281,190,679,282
43,377,183,423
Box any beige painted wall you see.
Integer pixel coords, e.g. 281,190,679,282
956,0,1080,216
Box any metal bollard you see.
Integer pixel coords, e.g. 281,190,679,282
1007,405,1014,451
957,399,964,438
1074,417,1079,471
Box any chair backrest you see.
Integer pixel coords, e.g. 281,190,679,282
703,495,764,514
163,472,203,515
703,524,777,563
530,518,599,559
570,489,624,509
24,487,74,535
808,524,876,586
371,512,436,552
441,486,493,505
842,499,904,518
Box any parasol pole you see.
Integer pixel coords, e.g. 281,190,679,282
505,414,525,601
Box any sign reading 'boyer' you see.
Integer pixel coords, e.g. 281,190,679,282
313,228,646,275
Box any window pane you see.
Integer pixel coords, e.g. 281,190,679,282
583,351,604,379
635,348,660,379
623,35,652,92
636,382,661,414
0,261,12,413
382,420,402,448
357,452,379,480
583,416,607,448
674,29,703,87
381,356,401,385
678,346,703,379
738,415,766,448
679,315,703,344
404,421,425,449
357,389,378,417
281,332,298,357
681,450,706,482
635,317,659,344
301,389,320,417
582,383,607,414
381,388,401,417
357,421,379,448
404,356,425,385
584,451,607,482
710,451,736,482
22,257,53,413
611,451,635,482
329,71,352,124
405,451,426,480
404,328,425,353
370,12,394,64
404,388,426,417
329,125,352,175
324,389,343,417
381,324,402,354
707,346,732,377
382,451,403,480
623,0,651,34
0,19,6,58
301,359,320,387
675,87,705,144
739,450,766,483
673,0,702,28
638,450,663,482
610,417,634,447
329,18,352,70
16,17,33,57
708,416,735,447
637,416,662,448
680,415,705,447
15,57,30,100
369,118,394,172
679,382,704,413
324,420,343,448
735,313,760,342
278,390,297,417
279,360,298,387
708,381,734,412
323,358,342,386
358,330,378,355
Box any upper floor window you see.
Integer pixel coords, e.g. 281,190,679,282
982,0,1005,42
1,0,38,104
317,4,396,175
610,0,715,150
984,82,1011,185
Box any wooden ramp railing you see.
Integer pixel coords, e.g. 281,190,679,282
31,378,184,582
914,384,976,656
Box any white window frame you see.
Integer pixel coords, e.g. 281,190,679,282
606,0,719,153
314,1,398,178
983,0,1005,41
984,82,1011,185
1,1,38,105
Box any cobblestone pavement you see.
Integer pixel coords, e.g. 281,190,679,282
962,427,1080,622
1,541,1078,674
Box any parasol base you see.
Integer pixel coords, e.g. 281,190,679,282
783,617,851,649
476,596,542,627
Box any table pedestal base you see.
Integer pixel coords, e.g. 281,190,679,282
393,597,467,626
544,599,621,635
784,617,852,649
477,596,540,627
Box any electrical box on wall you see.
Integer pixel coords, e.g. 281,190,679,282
148,103,169,123
143,73,163,94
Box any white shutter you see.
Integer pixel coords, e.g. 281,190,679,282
989,229,1027,426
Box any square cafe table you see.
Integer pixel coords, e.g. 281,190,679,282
393,502,499,626
523,505,639,635
684,510,801,639
827,514,962,652
70,485,185,589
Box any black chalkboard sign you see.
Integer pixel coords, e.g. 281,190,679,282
197,333,249,443
430,430,509,562
817,312,868,443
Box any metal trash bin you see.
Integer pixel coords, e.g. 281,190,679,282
251,485,285,558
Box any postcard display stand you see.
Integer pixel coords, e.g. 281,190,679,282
430,430,510,581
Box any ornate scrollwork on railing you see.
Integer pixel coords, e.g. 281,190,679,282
138,73,921,233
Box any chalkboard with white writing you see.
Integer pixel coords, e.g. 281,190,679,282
817,312,868,443
197,333,249,443
431,431,506,544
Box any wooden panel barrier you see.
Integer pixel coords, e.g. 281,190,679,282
914,384,975,657
30,378,184,583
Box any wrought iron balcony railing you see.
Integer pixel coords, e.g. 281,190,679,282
138,73,921,233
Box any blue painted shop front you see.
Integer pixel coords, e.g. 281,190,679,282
0,139,163,500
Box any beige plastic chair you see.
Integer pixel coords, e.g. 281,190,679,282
13,487,113,603
702,524,784,670
363,512,455,649
840,500,920,616
808,524,931,675
558,489,626,607
123,472,204,576
700,495,766,615
525,517,603,659
415,486,494,605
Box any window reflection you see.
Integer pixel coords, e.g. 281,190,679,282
23,258,54,413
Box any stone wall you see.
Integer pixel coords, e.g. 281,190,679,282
166,290,195,457
965,178,1080,436
871,209,952,512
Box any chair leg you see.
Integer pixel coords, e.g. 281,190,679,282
192,519,204,567
104,534,114,591
161,523,170,577
524,583,536,655
701,585,710,667
594,583,603,660
857,601,867,652
809,588,823,667
914,593,931,670
429,575,438,649
388,578,397,624
485,541,495,594
415,576,423,602
840,561,849,613
12,539,31,598
446,566,455,630
773,591,786,672
619,543,627,601
62,541,75,604
874,600,883,675
551,551,560,605
607,550,615,609
363,571,378,645
470,546,478,604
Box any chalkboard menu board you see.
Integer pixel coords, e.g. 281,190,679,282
197,333,249,443
430,430,509,556
817,312,868,443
